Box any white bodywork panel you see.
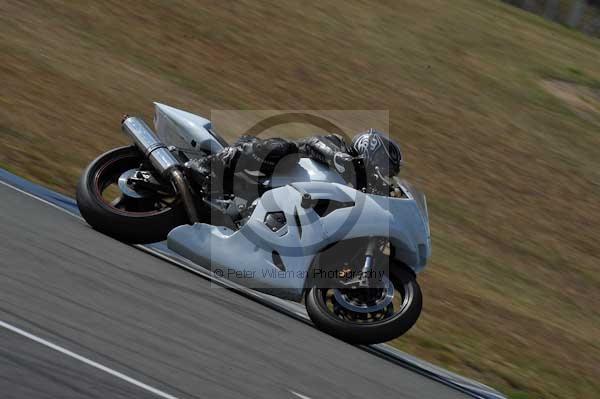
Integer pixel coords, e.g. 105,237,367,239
153,103,225,156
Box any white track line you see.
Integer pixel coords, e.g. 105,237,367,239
290,390,313,399
0,319,181,399
0,179,84,221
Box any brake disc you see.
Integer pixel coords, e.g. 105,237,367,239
333,275,395,313
117,169,152,199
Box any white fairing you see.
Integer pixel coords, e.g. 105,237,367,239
153,103,226,156
168,181,431,301
270,157,347,187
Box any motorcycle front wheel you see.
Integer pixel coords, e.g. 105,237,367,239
305,265,422,344
76,146,189,243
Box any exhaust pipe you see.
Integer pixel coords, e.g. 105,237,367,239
122,116,179,176
121,116,199,224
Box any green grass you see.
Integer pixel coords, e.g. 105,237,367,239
509,392,532,399
1,1,599,397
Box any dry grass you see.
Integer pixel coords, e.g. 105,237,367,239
1,1,599,398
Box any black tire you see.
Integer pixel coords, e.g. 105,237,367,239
76,146,189,244
305,266,422,344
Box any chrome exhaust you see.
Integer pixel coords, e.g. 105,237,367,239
121,117,179,176
121,116,199,224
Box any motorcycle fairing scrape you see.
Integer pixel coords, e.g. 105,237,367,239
167,181,431,302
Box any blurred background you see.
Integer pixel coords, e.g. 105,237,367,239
504,0,600,36
0,1,598,398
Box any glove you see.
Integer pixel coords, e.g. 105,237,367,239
332,152,354,174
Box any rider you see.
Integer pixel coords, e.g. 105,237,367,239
183,129,403,195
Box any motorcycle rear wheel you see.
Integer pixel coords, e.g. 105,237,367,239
305,265,422,344
76,146,189,243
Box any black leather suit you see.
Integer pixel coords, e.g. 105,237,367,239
185,134,356,195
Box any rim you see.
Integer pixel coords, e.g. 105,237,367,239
92,152,178,217
318,272,413,325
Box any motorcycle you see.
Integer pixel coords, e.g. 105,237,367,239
76,103,431,344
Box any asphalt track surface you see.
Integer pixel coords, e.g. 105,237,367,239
0,182,473,399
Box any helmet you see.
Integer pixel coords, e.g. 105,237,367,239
352,129,402,177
